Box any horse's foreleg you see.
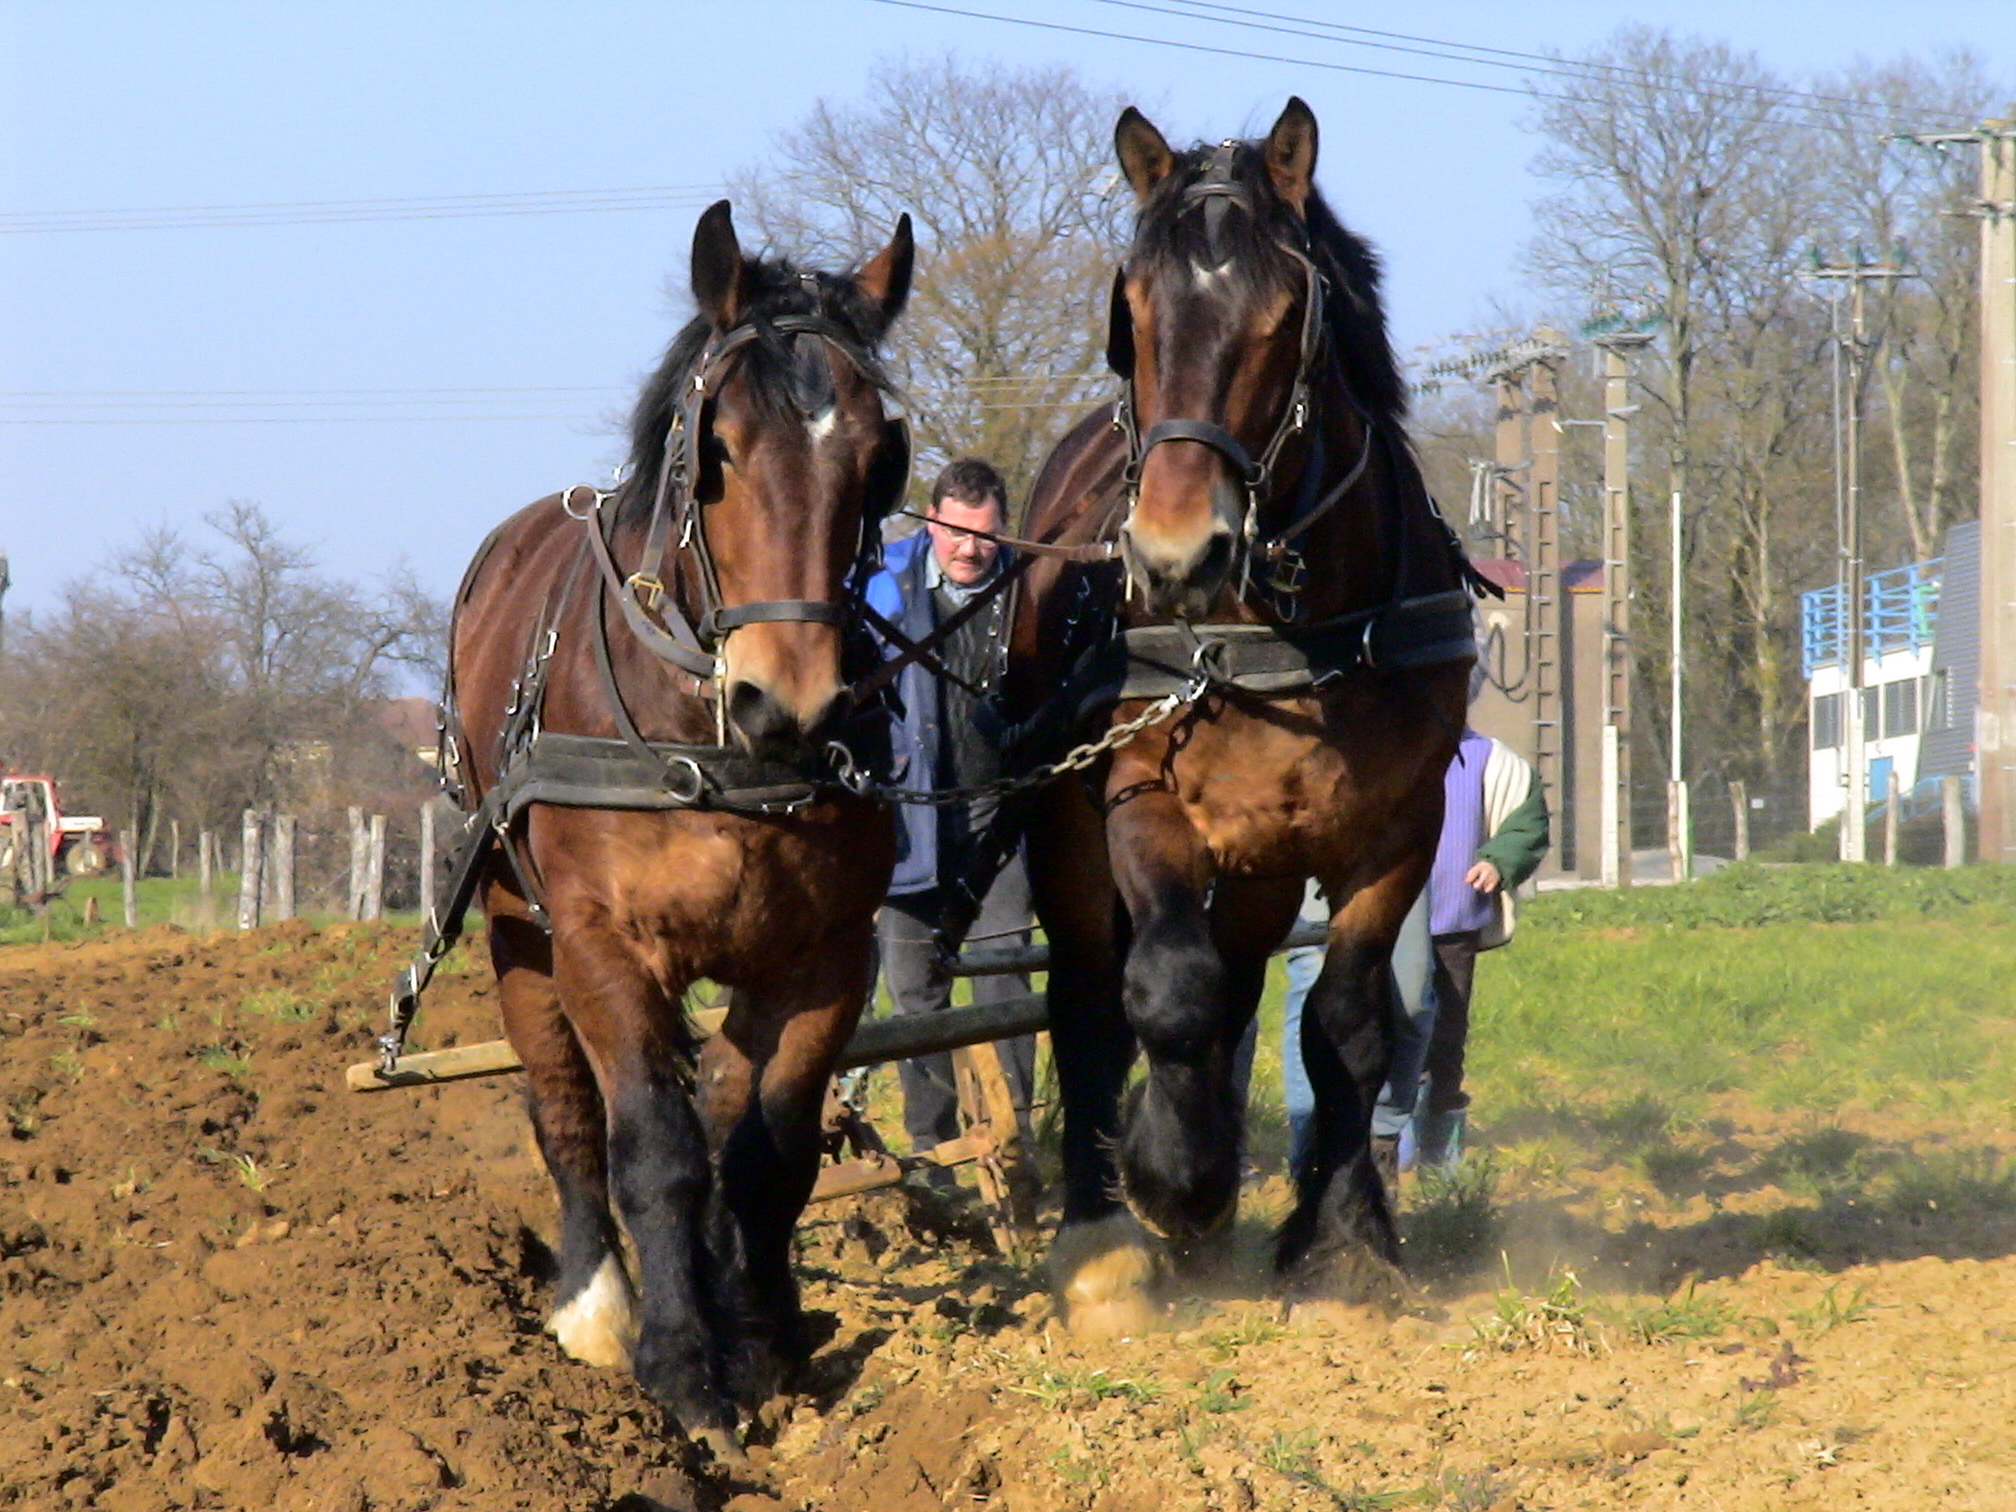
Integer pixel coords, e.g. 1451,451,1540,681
1027,779,1132,1226
1106,790,1239,1251
1275,867,1417,1301
489,903,636,1370
698,938,873,1407
552,932,732,1439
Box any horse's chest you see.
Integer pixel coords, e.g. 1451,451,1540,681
1156,709,1417,871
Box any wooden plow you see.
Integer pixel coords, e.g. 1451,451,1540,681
347,927,1325,1256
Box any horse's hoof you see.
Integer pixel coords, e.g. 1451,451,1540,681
1284,1247,1410,1316
547,1253,638,1368
1049,1214,1165,1340
692,1424,749,1469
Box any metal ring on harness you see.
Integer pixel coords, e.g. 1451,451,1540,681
824,740,867,796
662,755,707,806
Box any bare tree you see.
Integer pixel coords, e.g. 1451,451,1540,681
1526,28,1845,786
727,55,1130,506
1810,54,1992,564
1,504,447,863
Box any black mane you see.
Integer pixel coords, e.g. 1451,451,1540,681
618,255,897,523
1129,139,1407,425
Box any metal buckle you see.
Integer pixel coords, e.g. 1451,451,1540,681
1262,546,1307,597
627,573,665,611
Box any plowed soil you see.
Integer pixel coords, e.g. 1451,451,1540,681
5,923,2014,1511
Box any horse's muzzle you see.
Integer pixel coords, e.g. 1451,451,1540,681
725,678,845,758
1122,522,1238,619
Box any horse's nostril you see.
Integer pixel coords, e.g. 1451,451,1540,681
727,680,794,749
1193,530,1236,592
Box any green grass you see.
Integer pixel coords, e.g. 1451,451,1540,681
1477,899,2016,1121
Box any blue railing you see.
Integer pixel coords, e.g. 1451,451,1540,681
1801,558,1941,677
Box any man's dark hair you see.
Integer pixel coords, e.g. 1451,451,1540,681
929,457,1007,518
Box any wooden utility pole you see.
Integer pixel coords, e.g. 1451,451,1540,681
1976,123,2016,862
1895,119,2016,859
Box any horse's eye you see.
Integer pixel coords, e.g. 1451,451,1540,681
700,434,731,469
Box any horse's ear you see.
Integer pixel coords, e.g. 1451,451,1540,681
1115,107,1174,204
1263,98,1319,215
691,199,744,328
854,213,914,332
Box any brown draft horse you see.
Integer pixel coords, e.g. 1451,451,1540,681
444,201,912,1445
1003,100,1477,1332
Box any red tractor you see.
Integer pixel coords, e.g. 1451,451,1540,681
0,774,117,880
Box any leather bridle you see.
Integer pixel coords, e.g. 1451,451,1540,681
583,313,909,688
1106,146,1373,605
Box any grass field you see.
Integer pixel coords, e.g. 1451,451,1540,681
12,860,2015,1148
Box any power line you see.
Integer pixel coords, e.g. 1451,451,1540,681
866,0,1952,134
0,186,717,235
864,0,1554,100
1136,0,1945,127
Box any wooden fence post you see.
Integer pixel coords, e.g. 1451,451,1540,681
1730,779,1749,862
236,810,263,932
272,814,296,919
364,814,387,922
169,819,181,880
1944,774,1966,867
419,802,437,921
198,830,215,926
119,829,137,927
347,806,367,920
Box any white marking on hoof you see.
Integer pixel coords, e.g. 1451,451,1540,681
548,1254,637,1368
1049,1213,1164,1341
693,1425,749,1468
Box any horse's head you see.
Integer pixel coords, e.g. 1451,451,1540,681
1108,99,1327,618
640,201,913,755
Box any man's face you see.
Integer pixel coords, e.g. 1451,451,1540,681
926,494,1004,587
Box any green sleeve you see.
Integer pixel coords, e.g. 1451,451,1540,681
1477,777,1550,889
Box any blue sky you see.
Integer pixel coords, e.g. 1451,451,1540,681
3,1,2011,624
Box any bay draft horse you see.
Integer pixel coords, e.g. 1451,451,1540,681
445,201,912,1446
1004,100,1478,1332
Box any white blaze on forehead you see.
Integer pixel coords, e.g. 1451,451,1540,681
805,405,840,445
1191,259,1233,288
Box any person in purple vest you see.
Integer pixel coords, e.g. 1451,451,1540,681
1276,725,1549,1178
1413,727,1551,1168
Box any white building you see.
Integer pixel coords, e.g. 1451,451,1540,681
1803,521,1980,830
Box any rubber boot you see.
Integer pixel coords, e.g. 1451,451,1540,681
1416,1108,1466,1172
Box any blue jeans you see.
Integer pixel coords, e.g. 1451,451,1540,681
1282,887,1434,1168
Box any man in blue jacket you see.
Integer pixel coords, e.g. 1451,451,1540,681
864,458,1035,1156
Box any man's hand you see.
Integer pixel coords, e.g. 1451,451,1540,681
1465,859,1502,894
